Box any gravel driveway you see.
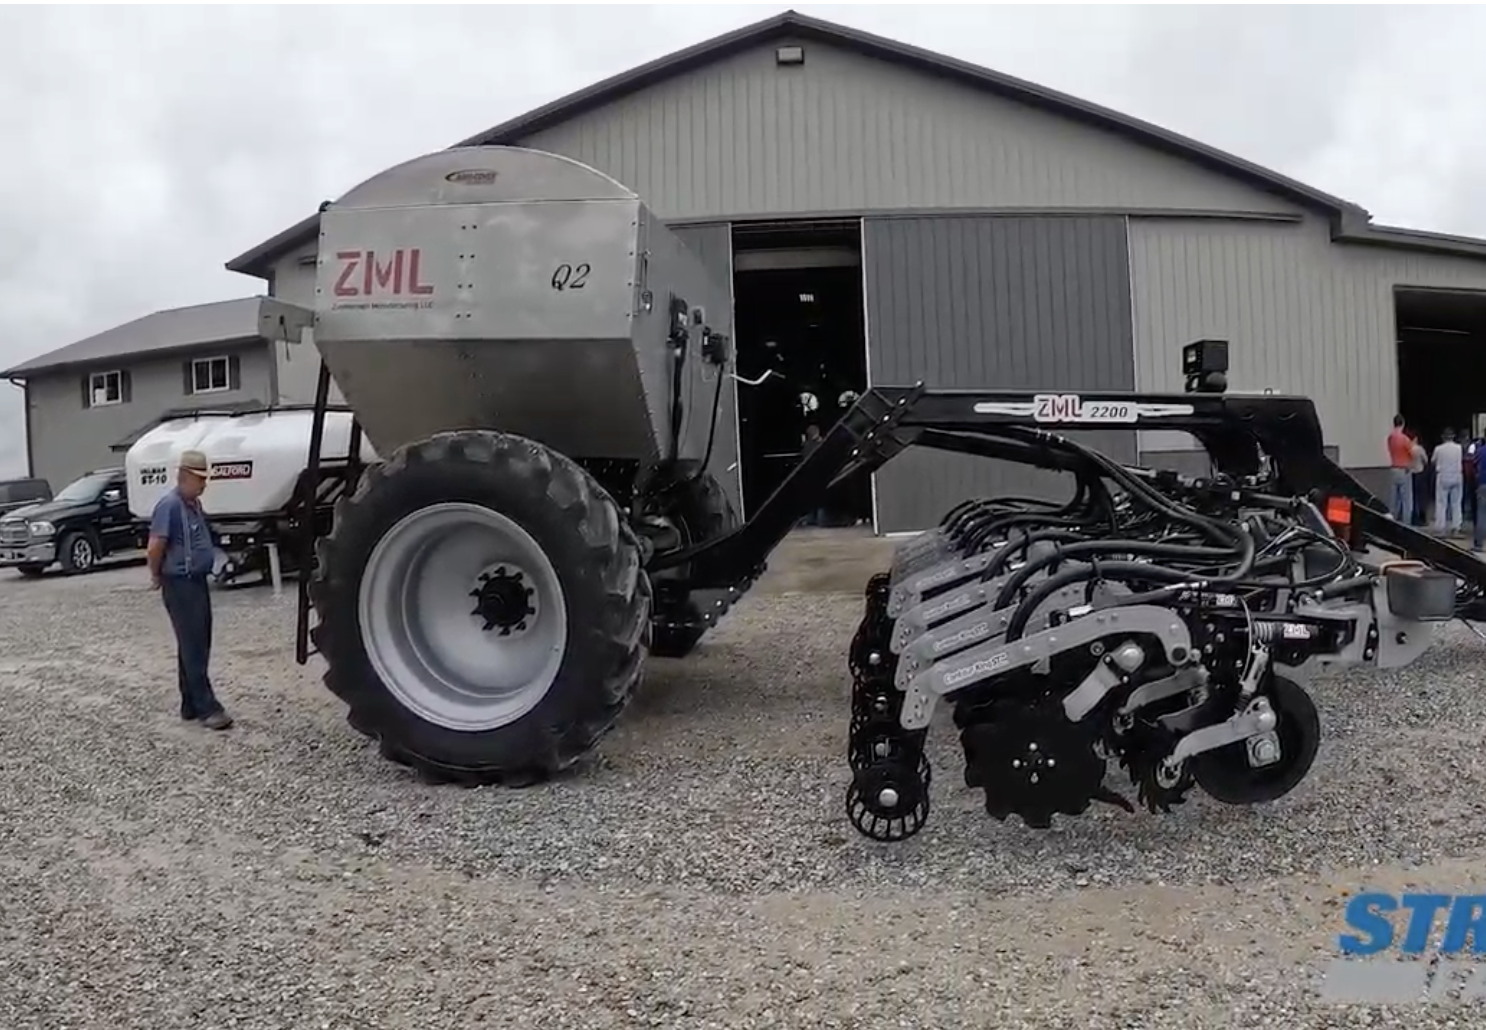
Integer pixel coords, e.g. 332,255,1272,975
1,560,1483,1029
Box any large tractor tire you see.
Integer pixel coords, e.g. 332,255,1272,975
644,463,739,659
309,430,651,785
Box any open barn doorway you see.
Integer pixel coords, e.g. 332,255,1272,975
1395,286,1486,526
730,219,872,526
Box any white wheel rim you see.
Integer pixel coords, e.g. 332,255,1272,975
357,502,568,732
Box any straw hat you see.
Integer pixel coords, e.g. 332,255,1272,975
179,450,211,478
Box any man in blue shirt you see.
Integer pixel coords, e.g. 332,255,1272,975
147,449,232,730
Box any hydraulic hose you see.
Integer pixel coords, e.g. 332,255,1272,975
686,364,727,487
992,537,1245,610
963,511,1094,555
1003,561,1204,642
1004,524,1258,641
1023,428,1244,550
981,528,1091,577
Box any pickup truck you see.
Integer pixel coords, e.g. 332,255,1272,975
0,467,147,576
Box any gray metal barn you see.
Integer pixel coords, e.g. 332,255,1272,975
225,9,1486,533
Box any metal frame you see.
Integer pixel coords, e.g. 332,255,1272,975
858,215,880,537
650,383,1486,594
294,360,365,663
291,360,1486,665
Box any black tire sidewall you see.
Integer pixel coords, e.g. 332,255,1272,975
1192,677,1320,805
321,442,636,772
60,531,94,573
644,463,739,657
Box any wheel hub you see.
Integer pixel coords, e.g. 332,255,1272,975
470,565,538,635
960,705,1109,828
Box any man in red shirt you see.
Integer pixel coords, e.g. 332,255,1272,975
1387,415,1415,522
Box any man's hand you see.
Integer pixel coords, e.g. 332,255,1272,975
146,533,165,591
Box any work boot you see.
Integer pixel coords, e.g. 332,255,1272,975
201,711,234,731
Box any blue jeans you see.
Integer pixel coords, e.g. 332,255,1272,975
1389,468,1413,523
1475,485,1486,550
161,574,223,720
1435,476,1464,533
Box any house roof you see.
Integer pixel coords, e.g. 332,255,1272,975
223,8,1486,277
3,296,280,380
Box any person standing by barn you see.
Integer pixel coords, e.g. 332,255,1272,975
1386,415,1414,522
146,450,233,730
1474,438,1486,552
1408,429,1429,526
797,423,829,527
1432,428,1466,536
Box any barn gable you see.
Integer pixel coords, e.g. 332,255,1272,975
514,32,1311,223
226,9,1486,279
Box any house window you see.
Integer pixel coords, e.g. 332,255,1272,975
190,356,231,394
82,370,129,408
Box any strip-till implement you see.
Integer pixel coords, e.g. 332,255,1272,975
284,145,1486,839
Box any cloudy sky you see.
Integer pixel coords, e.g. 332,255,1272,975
3,3,1485,480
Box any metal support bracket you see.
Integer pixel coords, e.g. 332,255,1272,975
1166,695,1277,768
898,604,1195,731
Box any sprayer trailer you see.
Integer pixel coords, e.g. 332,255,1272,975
286,144,1486,841
127,407,378,594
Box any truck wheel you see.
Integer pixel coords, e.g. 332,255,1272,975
57,532,96,574
644,464,739,659
309,430,651,785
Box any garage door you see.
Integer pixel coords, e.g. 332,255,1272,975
863,214,1137,533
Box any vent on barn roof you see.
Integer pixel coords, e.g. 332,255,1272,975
775,45,804,66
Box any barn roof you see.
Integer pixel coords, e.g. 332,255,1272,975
223,8,1486,277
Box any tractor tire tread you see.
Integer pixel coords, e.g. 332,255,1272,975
646,465,740,659
310,429,651,787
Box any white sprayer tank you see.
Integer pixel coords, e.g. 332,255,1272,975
126,409,378,520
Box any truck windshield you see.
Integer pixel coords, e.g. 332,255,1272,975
51,473,113,504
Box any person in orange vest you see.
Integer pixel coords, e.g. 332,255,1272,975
1386,415,1414,522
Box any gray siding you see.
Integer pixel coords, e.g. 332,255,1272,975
271,329,336,406
268,241,346,406
865,214,1136,533
671,223,734,291
268,241,319,310
521,35,1302,222
1129,215,1486,468
670,222,745,517
26,345,273,491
